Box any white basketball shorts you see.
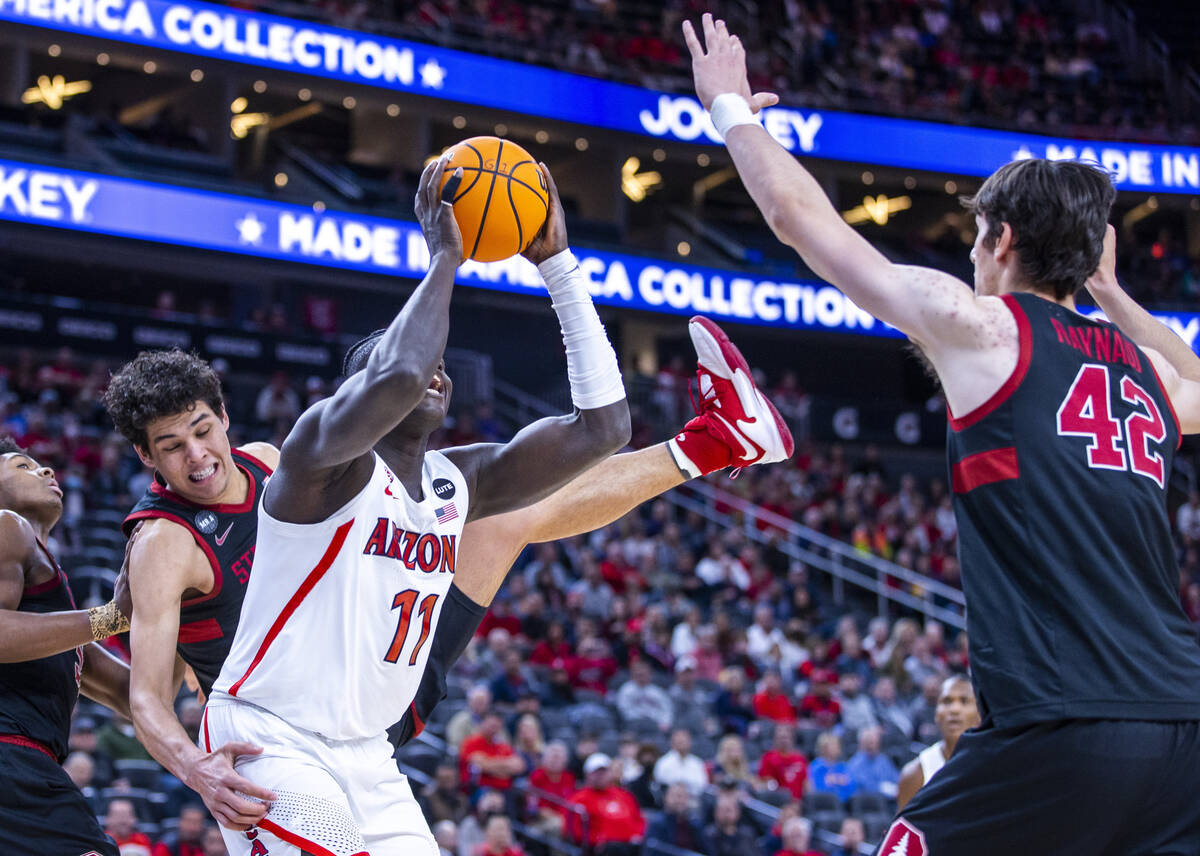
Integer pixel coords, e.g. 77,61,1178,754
201,697,437,856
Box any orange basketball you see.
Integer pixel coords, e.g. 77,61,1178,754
438,136,549,263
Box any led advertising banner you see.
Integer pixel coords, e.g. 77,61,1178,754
1,158,1197,350
5,0,1200,193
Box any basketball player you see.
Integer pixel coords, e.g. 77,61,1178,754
388,312,793,748
0,437,138,856
104,349,283,831
108,323,790,836
896,675,979,811
685,14,1200,854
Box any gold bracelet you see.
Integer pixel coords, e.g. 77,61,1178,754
87,601,131,642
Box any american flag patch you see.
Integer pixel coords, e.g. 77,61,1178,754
435,503,458,523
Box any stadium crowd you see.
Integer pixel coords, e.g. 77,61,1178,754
4,340,1200,855
257,0,1193,144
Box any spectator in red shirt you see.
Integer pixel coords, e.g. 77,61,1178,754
477,596,523,639
477,815,525,856
529,620,572,667
754,669,798,723
567,753,646,855
460,712,526,791
774,816,824,856
567,637,619,695
799,670,842,728
758,723,809,800
105,797,168,856
529,741,577,835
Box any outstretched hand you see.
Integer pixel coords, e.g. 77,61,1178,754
415,156,464,265
682,13,779,113
521,163,568,267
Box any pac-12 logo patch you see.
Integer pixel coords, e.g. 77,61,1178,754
194,510,218,534
432,478,455,499
880,819,928,855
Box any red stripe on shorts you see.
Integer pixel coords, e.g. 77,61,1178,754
228,519,355,697
257,819,368,856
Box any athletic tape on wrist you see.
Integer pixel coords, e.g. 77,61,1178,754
709,93,761,139
537,249,626,410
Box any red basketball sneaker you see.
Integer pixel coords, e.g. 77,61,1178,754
667,316,795,478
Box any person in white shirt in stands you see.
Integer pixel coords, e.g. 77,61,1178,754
615,659,673,733
653,728,709,797
746,603,786,665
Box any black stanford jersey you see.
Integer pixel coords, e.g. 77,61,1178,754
948,292,1200,726
0,542,81,760
123,448,271,697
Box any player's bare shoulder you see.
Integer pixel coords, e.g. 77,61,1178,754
237,442,280,471
128,517,212,595
0,510,37,565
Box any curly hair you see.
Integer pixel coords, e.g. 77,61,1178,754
0,436,25,456
103,350,224,450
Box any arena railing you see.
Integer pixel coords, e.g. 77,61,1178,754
491,378,967,629
672,480,967,631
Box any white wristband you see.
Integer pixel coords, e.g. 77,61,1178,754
709,93,760,139
537,249,626,410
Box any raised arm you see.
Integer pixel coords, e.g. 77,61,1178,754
444,166,630,521
681,15,990,352
1086,225,1200,383
0,512,130,663
270,160,465,512
127,520,275,831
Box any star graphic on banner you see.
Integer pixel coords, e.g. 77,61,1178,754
419,58,447,89
1011,145,1035,161
236,213,266,245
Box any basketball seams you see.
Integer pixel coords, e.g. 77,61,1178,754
506,167,524,257
449,142,485,203
451,162,547,200
468,139,505,261
444,137,549,262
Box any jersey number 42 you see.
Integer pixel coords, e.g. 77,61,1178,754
1056,364,1167,488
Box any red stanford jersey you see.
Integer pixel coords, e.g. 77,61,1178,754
947,292,1200,726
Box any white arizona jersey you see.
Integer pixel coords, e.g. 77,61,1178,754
918,741,946,784
210,450,468,739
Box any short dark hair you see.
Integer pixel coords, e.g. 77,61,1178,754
0,436,25,456
342,330,386,377
103,350,224,450
961,158,1116,300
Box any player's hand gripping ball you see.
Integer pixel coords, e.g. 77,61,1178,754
438,136,550,263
